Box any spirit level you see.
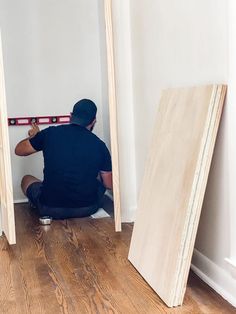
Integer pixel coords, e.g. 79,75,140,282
8,115,70,126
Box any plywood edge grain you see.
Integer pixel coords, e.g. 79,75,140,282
169,85,218,306
171,85,226,307
104,0,122,232
176,85,227,303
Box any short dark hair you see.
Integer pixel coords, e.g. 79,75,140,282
70,99,97,127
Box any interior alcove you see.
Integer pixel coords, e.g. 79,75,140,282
0,0,111,202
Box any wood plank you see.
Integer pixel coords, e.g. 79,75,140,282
128,85,227,307
104,0,122,232
0,203,235,313
0,32,16,245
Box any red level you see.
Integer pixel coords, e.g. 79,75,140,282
8,115,71,126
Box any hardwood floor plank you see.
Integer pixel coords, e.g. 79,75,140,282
0,203,235,314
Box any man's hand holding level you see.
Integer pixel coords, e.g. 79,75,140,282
28,123,40,138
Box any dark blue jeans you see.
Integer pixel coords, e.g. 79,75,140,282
26,181,105,219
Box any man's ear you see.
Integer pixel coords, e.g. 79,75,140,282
87,118,96,131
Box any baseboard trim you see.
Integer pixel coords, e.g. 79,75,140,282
225,258,236,279
225,258,236,268
104,190,136,223
14,198,28,204
121,206,136,223
191,249,236,307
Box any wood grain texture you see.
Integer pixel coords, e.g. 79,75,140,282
0,32,16,244
128,85,227,307
0,203,235,313
104,0,122,232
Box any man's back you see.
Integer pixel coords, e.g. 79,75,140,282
29,124,112,208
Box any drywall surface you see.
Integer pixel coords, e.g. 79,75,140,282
97,0,110,149
192,1,236,305
130,0,228,188
130,0,235,305
0,0,109,201
227,0,236,269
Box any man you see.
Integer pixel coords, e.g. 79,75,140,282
15,99,112,219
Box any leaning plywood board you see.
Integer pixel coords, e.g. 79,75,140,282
104,0,121,231
0,32,16,244
128,85,226,307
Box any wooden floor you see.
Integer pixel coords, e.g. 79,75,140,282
0,204,235,314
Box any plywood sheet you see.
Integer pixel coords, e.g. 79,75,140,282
128,85,226,307
0,32,16,244
104,0,121,231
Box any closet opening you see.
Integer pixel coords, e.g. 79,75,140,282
0,0,121,245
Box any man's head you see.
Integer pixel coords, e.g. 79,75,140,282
70,99,97,130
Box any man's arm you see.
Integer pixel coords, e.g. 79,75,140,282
100,171,113,190
15,123,39,156
15,139,37,156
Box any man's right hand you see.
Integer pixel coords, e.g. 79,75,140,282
100,171,113,190
28,123,40,138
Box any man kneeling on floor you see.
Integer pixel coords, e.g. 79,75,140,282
15,99,112,219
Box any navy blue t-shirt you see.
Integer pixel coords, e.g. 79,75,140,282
29,124,112,208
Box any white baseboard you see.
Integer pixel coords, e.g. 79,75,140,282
121,206,136,223
191,248,236,307
225,258,236,279
105,190,136,223
14,198,28,204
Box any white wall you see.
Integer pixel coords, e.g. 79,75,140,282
130,0,228,188
227,0,236,267
0,0,109,201
128,0,236,306
97,0,110,149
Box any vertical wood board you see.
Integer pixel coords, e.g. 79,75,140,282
104,0,121,231
128,85,226,307
0,32,16,244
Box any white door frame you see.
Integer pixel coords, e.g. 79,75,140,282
0,31,16,245
104,0,121,231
